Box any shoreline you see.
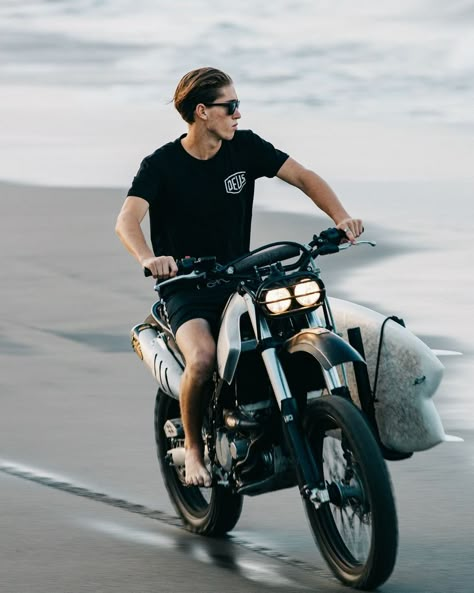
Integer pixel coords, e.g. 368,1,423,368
2,83,474,188
0,180,472,430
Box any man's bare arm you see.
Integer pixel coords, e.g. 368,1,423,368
115,196,177,278
276,157,363,241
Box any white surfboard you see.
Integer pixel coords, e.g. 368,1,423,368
327,297,460,452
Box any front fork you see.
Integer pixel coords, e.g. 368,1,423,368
244,296,340,507
263,349,330,506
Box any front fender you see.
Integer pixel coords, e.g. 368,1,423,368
283,328,365,370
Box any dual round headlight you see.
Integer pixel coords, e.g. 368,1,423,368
264,280,322,314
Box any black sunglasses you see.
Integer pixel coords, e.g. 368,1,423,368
204,99,240,115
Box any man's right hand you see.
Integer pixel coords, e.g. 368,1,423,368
141,255,178,280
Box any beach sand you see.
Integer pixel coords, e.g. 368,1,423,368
1,180,473,593
1,180,472,431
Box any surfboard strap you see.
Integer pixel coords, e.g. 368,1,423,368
373,316,405,402
348,320,413,461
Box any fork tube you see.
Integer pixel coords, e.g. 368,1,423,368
260,348,293,409
242,294,291,408
323,367,343,391
262,346,324,491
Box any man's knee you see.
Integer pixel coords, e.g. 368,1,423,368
176,319,217,383
185,348,216,382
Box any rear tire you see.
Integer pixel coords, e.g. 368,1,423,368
304,395,398,590
154,389,243,535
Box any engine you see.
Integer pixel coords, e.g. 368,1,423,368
214,400,297,495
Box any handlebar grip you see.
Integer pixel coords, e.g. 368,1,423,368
143,259,190,279
317,243,340,255
319,227,347,243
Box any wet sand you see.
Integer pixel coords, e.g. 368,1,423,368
1,180,473,592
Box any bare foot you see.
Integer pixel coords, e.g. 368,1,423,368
184,447,212,487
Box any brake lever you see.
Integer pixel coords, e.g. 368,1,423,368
338,240,377,250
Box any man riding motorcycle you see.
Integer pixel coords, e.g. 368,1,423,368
115,66,363,487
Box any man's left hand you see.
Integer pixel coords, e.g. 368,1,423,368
336,218,364,244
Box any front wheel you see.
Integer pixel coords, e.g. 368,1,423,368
154,389,243,535
304,395,398,590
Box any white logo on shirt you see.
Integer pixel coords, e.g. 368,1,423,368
224,171,246,194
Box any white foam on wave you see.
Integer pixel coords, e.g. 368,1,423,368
1,0,473,124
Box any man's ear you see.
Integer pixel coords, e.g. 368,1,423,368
195,103,207,120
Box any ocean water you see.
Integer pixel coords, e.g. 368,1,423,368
1,0,474,124
2,0,474,187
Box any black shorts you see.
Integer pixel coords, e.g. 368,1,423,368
161,280,235,337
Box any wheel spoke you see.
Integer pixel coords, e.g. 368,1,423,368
324,434,372,562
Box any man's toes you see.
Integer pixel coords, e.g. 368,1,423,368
185,470,211,488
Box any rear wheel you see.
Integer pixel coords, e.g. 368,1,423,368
154,389,243,535
304,395,398,590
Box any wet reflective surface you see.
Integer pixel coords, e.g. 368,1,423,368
1,181,473,592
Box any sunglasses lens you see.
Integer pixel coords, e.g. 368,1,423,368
229,100,239,115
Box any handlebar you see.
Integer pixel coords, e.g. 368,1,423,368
143,228,376,280
230,243,301,274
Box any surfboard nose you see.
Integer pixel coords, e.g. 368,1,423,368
443,434,464,442
432,349,463,357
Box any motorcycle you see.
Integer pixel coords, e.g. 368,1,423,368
131,227,447,589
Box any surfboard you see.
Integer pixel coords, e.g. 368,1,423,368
327,297,460,452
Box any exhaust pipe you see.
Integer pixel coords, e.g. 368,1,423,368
131,323,183,400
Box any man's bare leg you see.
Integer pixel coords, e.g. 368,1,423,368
175,318,216,487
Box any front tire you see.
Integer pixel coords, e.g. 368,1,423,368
154,389,243,535
304,395,398,589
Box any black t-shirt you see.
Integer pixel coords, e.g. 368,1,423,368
127,129,289,263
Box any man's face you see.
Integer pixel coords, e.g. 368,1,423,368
203,84,241,140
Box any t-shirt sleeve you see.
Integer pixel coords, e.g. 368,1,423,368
246,131,289,179
126,154,162,205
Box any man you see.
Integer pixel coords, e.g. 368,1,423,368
116,67,363,488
